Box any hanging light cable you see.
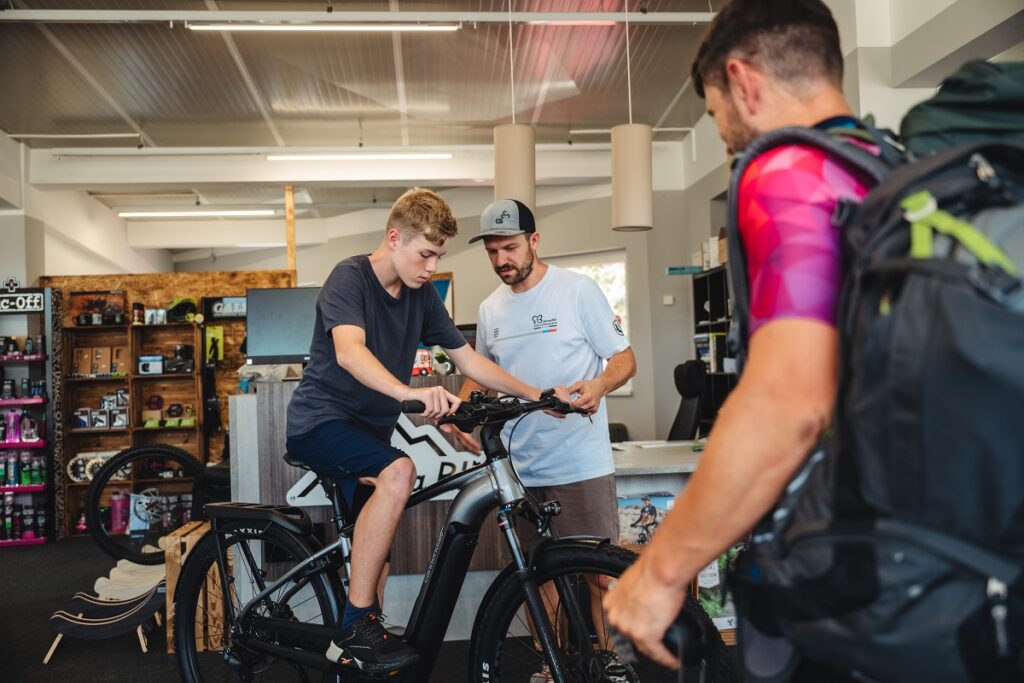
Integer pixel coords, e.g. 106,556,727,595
612,0,653,231
507,0,517,124
493,0,535,209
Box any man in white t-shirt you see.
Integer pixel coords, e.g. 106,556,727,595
449,197,637,555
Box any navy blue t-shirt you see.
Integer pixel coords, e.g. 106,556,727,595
286,254,466,440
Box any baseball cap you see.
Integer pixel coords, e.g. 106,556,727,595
469,199,536,244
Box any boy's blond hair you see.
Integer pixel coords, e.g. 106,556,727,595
387,188,458,246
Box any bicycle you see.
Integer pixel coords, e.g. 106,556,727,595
172,391,734,682
85,444,230,564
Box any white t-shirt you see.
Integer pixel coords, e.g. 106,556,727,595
476,265,630,487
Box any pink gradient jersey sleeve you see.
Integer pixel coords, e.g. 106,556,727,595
737,144,873,336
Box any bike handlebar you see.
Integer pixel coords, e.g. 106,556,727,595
401,400,427,414
401,389,582,432
610,606,707,668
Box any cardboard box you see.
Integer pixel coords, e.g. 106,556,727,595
72,408,91,430
74,347,93,376
90,409,110,430
719,236,729,264
111,407,129,429
692,250,703,267
707,236,720,268
92,346,112,375
112,346,130,375
138,355,163,375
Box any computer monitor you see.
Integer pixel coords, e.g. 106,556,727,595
245,287,320,365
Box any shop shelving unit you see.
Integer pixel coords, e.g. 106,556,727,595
61,322,203,539
0,286,57,548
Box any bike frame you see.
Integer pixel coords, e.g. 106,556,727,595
207,417,578,682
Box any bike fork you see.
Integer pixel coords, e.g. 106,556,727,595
497,505,571,683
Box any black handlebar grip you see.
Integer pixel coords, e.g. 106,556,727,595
401,400,426,414
663,608,705,663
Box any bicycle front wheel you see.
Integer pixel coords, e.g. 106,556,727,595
469,542,737,683
174,520,340,683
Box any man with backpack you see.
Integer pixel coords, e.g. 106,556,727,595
607,0,1024,680
603,1,887,680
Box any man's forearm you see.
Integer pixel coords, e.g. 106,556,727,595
596,348,636,395
451,348,540,400
336,342,408,401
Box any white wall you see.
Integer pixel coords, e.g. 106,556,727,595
890,0,959,42
0,133,22,209
22,185,172,276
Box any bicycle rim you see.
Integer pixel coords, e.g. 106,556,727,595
176,524,339,682
86,445,203,565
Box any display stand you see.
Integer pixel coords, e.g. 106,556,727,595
0,286,58,548
41,270,293,538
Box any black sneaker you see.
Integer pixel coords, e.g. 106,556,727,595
325,611,419,673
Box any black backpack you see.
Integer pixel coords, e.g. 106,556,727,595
724,61,1024,683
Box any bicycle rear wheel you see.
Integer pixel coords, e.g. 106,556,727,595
85,444,204,565
469,543,738,683
174,520,341,682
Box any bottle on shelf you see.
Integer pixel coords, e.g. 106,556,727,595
4,409,20,442
110,491,128,534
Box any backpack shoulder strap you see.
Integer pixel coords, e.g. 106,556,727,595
726,127,892,369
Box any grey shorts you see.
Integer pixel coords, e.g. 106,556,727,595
516,473,619,547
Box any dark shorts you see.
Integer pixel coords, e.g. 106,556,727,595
285,419,409,521
515,474,620,548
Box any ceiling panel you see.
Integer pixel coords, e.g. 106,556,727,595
3,1,711,147
0,26,128,137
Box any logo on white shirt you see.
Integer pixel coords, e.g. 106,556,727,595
531,314,557,331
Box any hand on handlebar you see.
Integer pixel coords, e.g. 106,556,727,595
401,385,462,421
542,385,575,419
566,378,606,415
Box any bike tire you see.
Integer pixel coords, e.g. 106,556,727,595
85,444,205,565
175,520,340,682
468,542,738,683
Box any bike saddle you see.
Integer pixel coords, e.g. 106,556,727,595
283,453,312,471
202,462,231,487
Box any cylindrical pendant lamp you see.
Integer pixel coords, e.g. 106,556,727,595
611,123,653,231
494,123,535,211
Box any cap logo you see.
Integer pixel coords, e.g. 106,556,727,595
494,209,512,225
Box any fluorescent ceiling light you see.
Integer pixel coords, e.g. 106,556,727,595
118,209,276,218
189,23,459,32
527,20,617,26
266,153,453,161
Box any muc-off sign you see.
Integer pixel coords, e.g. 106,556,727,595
0,288,45,315
203,296,247,320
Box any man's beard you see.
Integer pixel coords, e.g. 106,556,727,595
496,249,534,285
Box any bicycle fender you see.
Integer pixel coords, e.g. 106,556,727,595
524,535,612,569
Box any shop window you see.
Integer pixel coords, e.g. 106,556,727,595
548,249,633,396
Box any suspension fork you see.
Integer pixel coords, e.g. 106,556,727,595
497,504,571,683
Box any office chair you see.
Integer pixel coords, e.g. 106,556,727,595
668,360,706,441
608,423,630,443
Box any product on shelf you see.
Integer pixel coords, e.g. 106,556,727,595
4,409,20,442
